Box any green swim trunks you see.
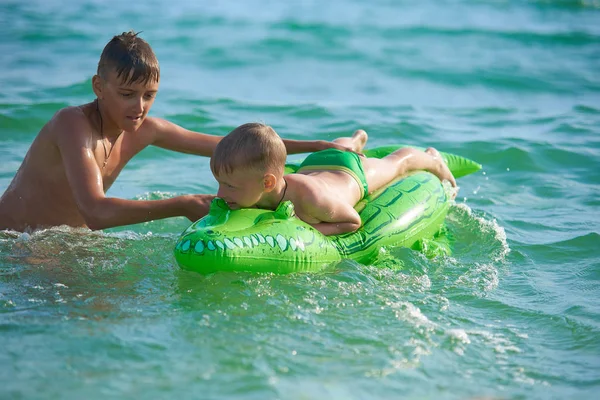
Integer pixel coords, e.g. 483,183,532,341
297,149,369,199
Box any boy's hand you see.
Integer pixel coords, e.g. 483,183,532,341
182,194,215,222
317,140,363,155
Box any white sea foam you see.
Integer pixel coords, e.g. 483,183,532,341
453,202,511,262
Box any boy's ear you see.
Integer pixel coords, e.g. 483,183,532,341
263,173,277,192
92,75,103,99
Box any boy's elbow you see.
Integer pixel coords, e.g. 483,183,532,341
330,221,361,235
82,212,108,231
79,201,112,230
346,221,361,234
345,214,362,233
85,218,107,231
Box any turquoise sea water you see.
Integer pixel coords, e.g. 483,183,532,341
1,0,599,398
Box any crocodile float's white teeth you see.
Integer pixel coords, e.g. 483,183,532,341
177,234,307,255
223,238,236,249
266,236,275,247
181,240,190,252
276,234,288,251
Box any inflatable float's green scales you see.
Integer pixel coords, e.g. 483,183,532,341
174,145,481,274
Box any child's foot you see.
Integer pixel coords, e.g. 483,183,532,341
351,129,368,152
425,147,457,187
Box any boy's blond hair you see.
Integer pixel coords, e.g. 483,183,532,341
97,31,160,85
211,123,287,176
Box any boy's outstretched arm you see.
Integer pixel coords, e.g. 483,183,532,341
150,118,221,156
279,138,359,155
58,115,213,230
149,118,358,156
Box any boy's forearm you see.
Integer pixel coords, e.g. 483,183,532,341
282,139,327,155
82,196,206,230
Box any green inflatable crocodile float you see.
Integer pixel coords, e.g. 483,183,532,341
174,145,481,274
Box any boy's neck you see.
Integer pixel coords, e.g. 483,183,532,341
95,99,124,139
257,177,287,210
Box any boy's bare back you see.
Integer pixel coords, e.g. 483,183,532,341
283,171,364,231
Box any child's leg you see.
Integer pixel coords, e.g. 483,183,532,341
362,146,456,193
332,129,368,153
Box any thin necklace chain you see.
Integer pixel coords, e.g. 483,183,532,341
95,99,122,169
278,177,288,205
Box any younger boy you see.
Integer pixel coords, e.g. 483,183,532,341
211,123,457,236
0,31,357,232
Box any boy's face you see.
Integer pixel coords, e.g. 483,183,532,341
94,69,159,132
214,169,266,210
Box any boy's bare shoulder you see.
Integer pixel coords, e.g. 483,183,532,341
134,115,179,143
138,114,163,130
47,105,93,140
140,115,176,132
53,104,89,125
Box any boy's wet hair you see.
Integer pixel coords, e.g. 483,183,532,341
97,31,160,85
211,123,287,176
